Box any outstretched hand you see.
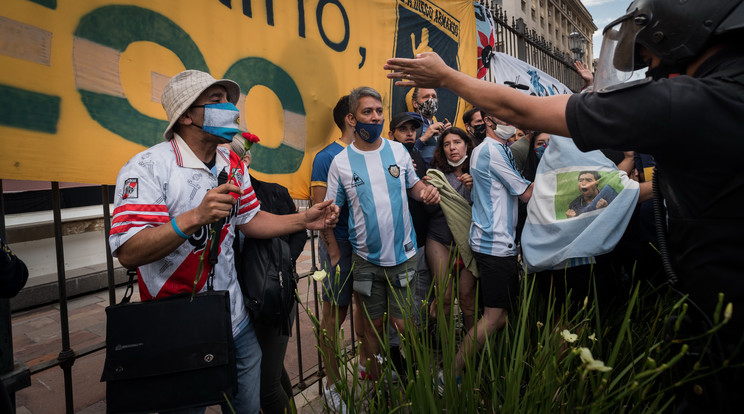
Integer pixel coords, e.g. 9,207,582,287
574,60,593,86
385,52,452,88
305,200,339,231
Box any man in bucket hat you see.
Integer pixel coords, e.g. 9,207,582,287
109,70,338,413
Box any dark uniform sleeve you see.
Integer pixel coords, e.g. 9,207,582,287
566,79,675,154
1,236,29,298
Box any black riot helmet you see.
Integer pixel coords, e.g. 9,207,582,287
594,0,744,91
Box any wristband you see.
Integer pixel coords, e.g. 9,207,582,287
171,218,190,239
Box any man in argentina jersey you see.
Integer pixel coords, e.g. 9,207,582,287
109,70,338,413
450,112,533,378
323,87,440,381
310,95,368,411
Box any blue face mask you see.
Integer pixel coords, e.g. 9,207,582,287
354,120,385,143
535,144,547,160
191,102,241,142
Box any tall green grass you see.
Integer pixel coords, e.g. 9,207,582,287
305,262,734,413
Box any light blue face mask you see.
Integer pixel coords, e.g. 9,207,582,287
354,120,385,143
191,102,241,142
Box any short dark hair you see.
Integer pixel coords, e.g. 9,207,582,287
578,171,600,181
431,127,474,174
332,95,350,131
462,107,481,125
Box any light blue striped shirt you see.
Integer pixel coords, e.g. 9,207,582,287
469,138,531,257
325,139,419,266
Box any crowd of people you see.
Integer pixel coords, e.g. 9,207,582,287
383,1,743,412
313,84,567,409
100,0,742,413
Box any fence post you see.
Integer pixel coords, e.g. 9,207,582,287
102,185,117,306
515,17,527,62
51,182,76,414
0,180,31,414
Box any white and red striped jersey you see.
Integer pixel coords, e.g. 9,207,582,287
109,134,260,334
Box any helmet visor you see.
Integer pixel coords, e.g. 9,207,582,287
594,12,647,92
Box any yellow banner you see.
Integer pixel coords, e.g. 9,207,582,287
0,0,475,199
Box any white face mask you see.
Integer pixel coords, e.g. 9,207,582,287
494,124,516,141
447,154,468,167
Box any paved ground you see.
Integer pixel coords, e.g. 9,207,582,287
9,236,352,413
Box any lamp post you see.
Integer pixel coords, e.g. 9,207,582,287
568,31,586,62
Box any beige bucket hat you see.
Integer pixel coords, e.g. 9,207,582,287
161,70,240,140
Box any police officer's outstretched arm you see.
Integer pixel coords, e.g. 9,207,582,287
385,52,571,138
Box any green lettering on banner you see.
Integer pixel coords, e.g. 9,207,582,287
74,5,208,148
224,58,305,174
0,84,60,133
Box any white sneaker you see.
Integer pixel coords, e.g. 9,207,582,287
437,369,461,396
323,383,348,414
437,370,446,396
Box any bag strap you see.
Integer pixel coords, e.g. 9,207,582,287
276,238,291,336
121,269,136,304
205,169,229,291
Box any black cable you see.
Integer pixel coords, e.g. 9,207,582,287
651,166,679,286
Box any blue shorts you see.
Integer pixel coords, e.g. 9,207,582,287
318,237,354,307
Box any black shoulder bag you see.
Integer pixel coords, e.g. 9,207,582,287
102,172,237,413
237,236,297,336
101,270,237,413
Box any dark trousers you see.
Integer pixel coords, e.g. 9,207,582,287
254,319,294,414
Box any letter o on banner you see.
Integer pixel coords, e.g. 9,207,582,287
73,5,208,148
316,0,349,52
224,57,306,174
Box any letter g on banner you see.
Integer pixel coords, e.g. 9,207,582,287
73,5,209,148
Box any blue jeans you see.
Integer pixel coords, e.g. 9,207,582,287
162,317,262,414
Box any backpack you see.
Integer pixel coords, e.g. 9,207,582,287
236,235,297,335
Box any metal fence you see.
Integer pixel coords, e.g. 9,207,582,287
481,0,585,92
0,3,588,412
1,182,349,412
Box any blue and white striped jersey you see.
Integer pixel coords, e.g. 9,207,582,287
469,138,531,257
325,139,419,266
